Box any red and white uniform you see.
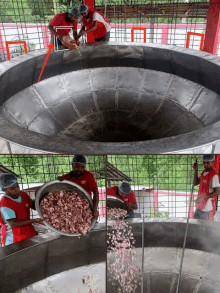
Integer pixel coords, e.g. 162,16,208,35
0,192,36,246
107,186,137,210
60,171,98,196
196,168,219,212
81,9,111,39
49,13,77,36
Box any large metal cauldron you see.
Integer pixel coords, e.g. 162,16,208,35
35,180,96,236
1,43,220,154
107,218,220,293
0,223,106,293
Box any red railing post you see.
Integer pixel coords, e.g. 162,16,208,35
131,27,146,43
84,0,95,43
203,0,220,55
185,32,204,51
5,41,28,61
161,26,169,45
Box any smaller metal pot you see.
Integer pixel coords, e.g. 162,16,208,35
106,195,128,211
35,180,96,237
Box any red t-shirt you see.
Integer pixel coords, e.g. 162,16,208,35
61,170,98,196
107,186,137,207
81,9,111,39
49,13,77,36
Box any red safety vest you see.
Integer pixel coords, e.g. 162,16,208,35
195,168,218,211
61,171,98,196
0,192,36,246
81,9,110,39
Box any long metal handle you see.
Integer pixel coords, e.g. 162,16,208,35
141,188,145,293
176,159,197,293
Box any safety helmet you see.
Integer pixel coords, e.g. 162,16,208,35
0,173,18,189
118,181,131,195
79,4,88,14
202,155,215,162
68,7,81,18
71,155,87,165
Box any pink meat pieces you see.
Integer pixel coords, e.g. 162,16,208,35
40,190,93,235
107,208,128,219
107,208,141,293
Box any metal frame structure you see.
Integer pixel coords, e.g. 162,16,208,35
0,155,106,222
106,154,220,219
0,0,220,60
1,154,219,220
107,218,220,293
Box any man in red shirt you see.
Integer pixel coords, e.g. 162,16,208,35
48,7,81,49
78,4,111,42
107,182,138,219
0,173,44,246
193,155,220,220
57,155,99,219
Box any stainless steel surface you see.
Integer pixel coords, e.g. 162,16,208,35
1,43,220,154
107,218,220,293
35,180,96,236
141,190,145,293
0,223,106,293
106,195,128,210
16,262,106,293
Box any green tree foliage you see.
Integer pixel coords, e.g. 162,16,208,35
0,155,203,191
0,155,106,186
0,0,81,23
0,0,208,23
107,155,202,192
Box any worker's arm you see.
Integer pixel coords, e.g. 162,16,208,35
79,21,97,35
127,203,138,210
195,186,220,204
204,186,220,199
92,188,99,219
78,24,86,39
48,24,63,41
7,218,44,229
193,162,200,186
73,28,78,41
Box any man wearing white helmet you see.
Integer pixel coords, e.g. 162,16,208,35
193,155,220,220
48,7,81,49
0,173,44,246
107,181,138,219
57,155,99,219
78,4,111,42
